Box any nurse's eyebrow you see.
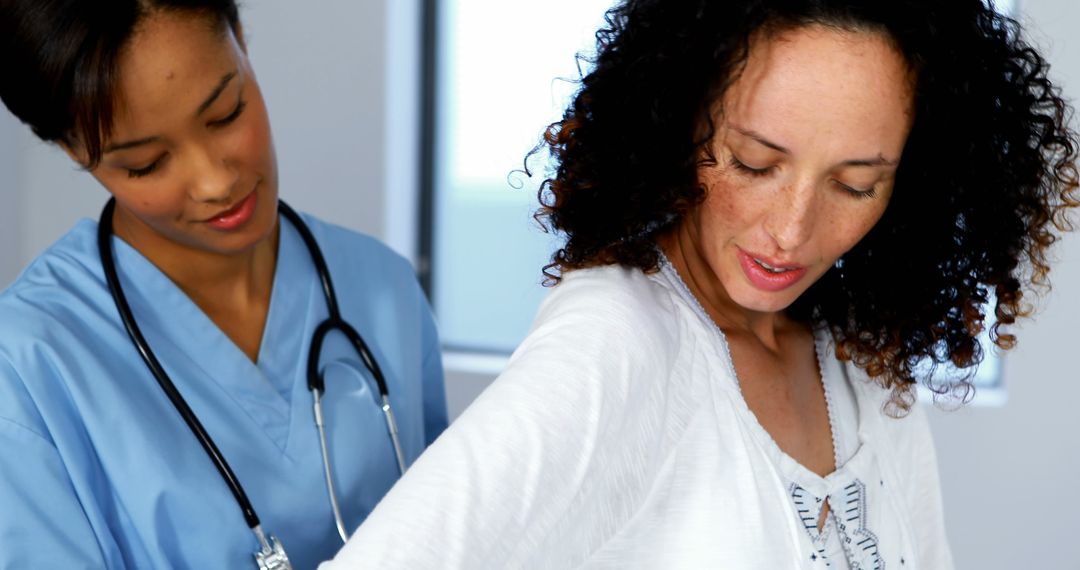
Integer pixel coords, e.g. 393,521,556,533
730,125,898,167
104,135,162,153
104,71,239,153
196,70,238,116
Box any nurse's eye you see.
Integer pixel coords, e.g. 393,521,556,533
728,155,776,177
210,99,247,128
126,157,164,179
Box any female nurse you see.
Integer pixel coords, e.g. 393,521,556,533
0,1,447,568
322,0,1078,568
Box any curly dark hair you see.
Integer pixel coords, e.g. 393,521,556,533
534,0,1079,410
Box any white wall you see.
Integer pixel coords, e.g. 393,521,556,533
0,109,22,283
925,1,1080,567
242,0,390,246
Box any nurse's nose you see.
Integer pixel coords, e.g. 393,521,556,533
764,179,819,251
187,146,238,203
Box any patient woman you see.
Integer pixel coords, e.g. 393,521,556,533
324,1,1078,568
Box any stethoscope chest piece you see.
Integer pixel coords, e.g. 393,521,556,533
254,526,292,570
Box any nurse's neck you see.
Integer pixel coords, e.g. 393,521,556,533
112,205,279,362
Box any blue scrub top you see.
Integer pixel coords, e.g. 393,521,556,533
0,211,448,569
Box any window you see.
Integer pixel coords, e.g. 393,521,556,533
423,0,616,353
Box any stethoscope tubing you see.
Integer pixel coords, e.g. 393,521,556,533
97,198,405,551
280,201,407,541
97,197,263,530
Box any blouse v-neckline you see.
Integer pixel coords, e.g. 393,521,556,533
655,255,875,496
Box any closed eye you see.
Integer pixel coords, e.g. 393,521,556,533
728,155,775,177
835,180,878,199
126,157,164,179
210,99,247,128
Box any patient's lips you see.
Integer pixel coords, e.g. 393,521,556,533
736,248,808,292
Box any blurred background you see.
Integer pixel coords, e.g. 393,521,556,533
0,0,1075,567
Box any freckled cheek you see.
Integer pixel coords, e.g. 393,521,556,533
697,178,758,241
821,204,888,258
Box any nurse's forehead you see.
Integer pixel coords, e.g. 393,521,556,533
113,12,240,120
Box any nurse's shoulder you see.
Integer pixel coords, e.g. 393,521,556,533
0,220,112,352
0,220,113,442
293,211,421,298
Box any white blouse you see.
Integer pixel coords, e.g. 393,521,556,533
321,262,954,569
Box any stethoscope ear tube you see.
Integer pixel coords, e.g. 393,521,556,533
282,200,392,400
380,393,408,476
307,318,391,397
312,389,351,544
97,198,263,531
295,198,407,543
278,202,340,318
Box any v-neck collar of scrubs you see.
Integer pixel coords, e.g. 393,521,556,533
106,218,317,452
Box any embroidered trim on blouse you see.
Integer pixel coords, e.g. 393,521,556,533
832,479,884,570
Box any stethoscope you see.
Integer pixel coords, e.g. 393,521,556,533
96,198,407,570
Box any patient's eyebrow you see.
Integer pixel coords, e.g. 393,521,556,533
729,125,899,167
731,125,789,154
838,154,899,168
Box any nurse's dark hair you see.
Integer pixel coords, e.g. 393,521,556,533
532,0,1079,411
0,0,240,168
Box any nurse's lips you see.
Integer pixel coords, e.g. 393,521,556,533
204,191,257,231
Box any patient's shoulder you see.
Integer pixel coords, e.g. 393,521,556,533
534,264,679,333
508,264,683,378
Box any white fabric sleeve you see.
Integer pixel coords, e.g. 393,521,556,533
319,269,676,570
